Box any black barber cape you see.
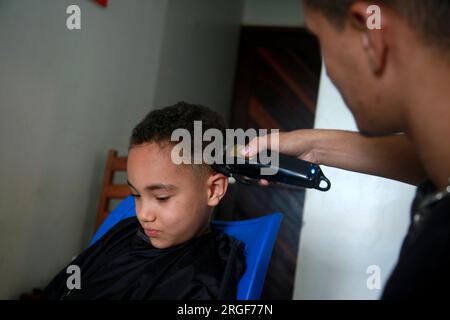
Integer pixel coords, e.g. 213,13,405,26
382,180,450,299
41,217,246,300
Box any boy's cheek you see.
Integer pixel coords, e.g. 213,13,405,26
160,208,190,230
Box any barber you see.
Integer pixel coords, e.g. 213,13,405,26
244,0,450,299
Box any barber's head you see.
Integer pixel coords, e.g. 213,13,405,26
303,0,450,136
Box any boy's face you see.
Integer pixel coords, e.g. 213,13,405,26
127,142,221,249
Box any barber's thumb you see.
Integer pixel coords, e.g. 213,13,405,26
241,138,260,158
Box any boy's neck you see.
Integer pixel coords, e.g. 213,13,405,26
195,222,213,238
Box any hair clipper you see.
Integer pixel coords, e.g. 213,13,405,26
211,145,331,192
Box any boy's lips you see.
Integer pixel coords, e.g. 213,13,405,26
144,229,160,237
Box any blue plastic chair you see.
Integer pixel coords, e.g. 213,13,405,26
90,196,282,300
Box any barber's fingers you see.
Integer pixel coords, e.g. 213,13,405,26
240,137,262,158
241,133,280,158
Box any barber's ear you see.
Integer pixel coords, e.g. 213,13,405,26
206,173,229,207
349,2,387,76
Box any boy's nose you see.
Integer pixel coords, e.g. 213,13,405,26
138,205,157,223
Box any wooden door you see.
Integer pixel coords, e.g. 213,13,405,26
215,27,321,299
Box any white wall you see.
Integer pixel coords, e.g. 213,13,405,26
0,0,242,299
242,0,304,26
155,0,243,123
293,67,415,299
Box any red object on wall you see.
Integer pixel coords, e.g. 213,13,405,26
95,0,108,7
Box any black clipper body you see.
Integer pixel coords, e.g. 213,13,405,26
211,148,331,192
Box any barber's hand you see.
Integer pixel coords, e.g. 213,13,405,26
240,130,319,186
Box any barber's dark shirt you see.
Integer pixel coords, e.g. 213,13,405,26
382,180,450,299
41,217,246,300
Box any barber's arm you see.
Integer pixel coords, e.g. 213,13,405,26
244,129,426,186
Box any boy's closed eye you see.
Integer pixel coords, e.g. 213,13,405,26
130,193,171,201
154,195,171,202
127,180,176,201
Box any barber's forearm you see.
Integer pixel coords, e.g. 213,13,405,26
307,130,426,186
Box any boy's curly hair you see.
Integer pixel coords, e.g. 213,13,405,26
129,102,226,173
130,101,225,147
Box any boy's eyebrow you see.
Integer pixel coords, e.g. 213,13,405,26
127,180,138,192
127,180,177,192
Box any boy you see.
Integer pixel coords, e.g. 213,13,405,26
42,102,246,300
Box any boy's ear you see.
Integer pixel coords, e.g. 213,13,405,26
206,173,229,207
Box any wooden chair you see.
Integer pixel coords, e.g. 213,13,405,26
95,150,130,232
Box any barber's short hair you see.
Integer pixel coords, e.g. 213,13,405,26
303,0,450,51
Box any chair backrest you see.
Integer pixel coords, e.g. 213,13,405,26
90,195,282,300
212,213,282,300
95,150,130,231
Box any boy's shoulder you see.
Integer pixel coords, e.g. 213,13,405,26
92,216,141,249
185,228,246,298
